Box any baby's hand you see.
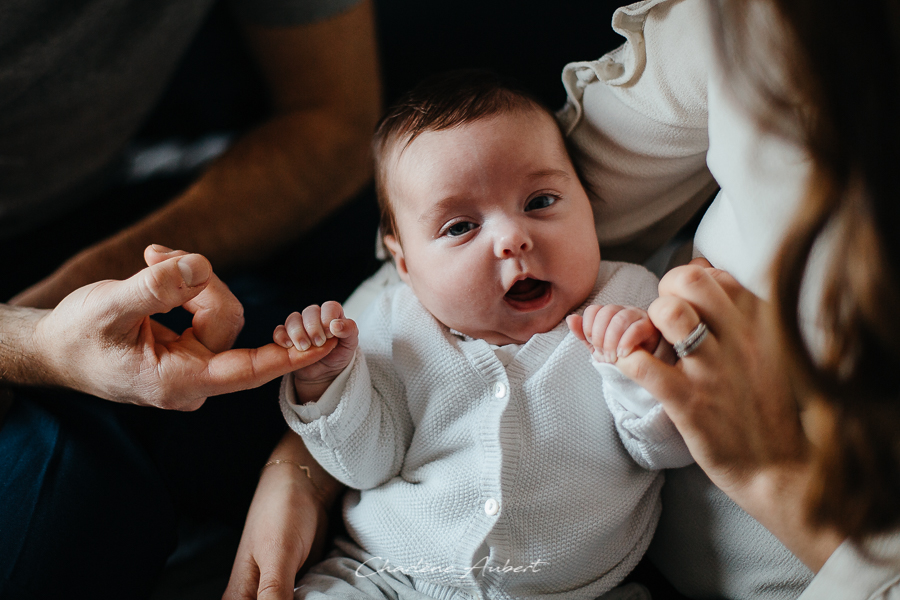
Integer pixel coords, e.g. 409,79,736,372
274,301,359,403
566,305,663,364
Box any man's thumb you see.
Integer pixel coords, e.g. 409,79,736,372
113,254,212,322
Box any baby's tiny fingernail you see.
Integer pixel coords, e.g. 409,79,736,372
279,339,293,349
617,346,631,358
298,339,311,351
313,335,325,347
332,321,345,334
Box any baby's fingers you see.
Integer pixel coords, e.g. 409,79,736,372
590,305,627,362
329,318,358,339
301,305,330,348
273,324,293,349
320,301,346,339
566,314,587,344
330,318,360,356
284,311,313,351
617,318,661,358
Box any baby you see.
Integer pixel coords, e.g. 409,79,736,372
276,71,692,600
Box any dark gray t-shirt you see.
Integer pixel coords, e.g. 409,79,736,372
0,0,361,237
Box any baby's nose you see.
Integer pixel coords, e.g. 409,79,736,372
494,224,533,258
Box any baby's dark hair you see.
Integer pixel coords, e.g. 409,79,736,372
373,70,557,241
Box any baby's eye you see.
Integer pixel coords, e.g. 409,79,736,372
525,195,557,211
445,221,478,237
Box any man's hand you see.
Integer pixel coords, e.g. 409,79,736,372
23,245,336,410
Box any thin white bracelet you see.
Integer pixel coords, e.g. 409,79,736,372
261,459,324,493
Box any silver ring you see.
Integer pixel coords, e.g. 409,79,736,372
673,322,709,359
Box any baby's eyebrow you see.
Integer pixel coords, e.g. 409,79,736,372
418,195,467,224
525,168,571,182
416,169,572,224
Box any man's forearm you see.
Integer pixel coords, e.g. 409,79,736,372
81,0,382,280
0,304,48,387
13,0,382,309
72,107,375,281
15,102,378,309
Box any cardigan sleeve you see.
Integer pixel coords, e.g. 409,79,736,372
279,291,414,490
589,262,693,469
559,0,718,263
594,361,693,470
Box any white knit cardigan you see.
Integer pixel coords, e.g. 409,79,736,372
282,261,692,600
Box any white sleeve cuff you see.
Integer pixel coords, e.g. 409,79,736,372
281,350,358,423
594,359,693,469
592,360,658,416
799,534,900,600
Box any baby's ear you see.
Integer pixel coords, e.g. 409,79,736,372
383,235,411,284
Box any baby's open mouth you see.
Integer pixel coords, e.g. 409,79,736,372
504,278,552,310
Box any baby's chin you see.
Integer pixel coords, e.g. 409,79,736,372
458,310,573,346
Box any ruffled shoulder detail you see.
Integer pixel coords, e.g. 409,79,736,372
559,0,676,133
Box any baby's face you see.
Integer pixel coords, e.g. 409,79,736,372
383,108,601,345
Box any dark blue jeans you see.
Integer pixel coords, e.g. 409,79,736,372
0,378,289,599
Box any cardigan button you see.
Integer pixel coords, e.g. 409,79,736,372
484,498,500,516
492,382,507,398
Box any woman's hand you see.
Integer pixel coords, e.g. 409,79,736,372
616,259,844,571
223,464,324,600
224,434,343,600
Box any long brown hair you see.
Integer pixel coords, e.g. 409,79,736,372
715,0,900,539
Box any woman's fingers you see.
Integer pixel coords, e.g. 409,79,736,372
617,295,719,413
648,296,717,360
688,257,755,307
616,347,691,408
658,264,744,332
